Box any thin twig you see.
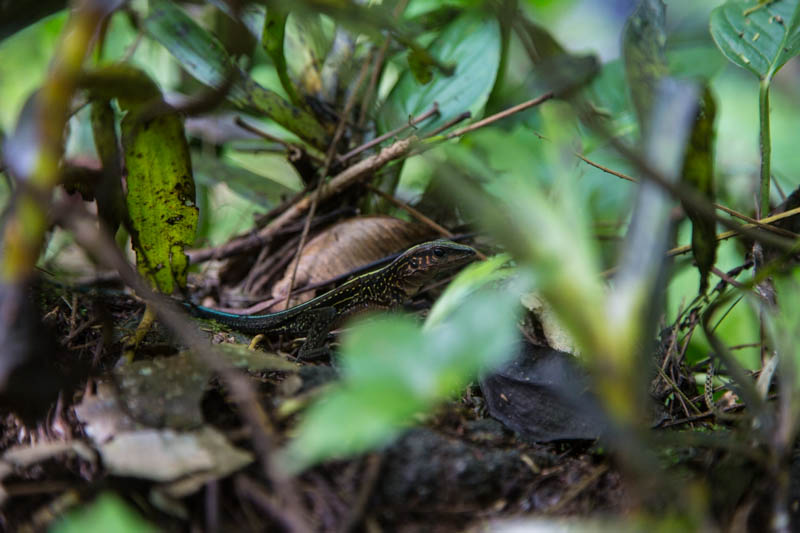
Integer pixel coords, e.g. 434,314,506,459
424,111,471,139
665,206,800,257
339,454,384,533
444,93,554,139
236,474,313,532
575,152,800,238
545,464,609,514
578,105,796,254
711,266,746,289
365,184,453,238
602,207,800,277
235,117,324,165
364,183,487,260
339,103,439,163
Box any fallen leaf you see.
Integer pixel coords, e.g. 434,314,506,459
98,426,252,483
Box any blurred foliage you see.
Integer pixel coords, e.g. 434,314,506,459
378,13,502,135
2,0,800,528
52,493,156,533
282,276,525,473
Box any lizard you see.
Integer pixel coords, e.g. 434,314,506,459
186,240,477,357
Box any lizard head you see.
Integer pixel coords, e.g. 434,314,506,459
392,240,477,295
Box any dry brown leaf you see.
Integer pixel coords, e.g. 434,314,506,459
269,216,434,309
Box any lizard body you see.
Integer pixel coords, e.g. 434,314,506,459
187,240,476,356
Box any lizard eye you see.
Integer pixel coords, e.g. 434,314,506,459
433,247,445,257
409,258,418,268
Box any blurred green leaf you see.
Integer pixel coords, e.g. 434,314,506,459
710,0,800,81
585,59,638,141
52,493,156,533
680,86,717,293
0,11,67,131
144,0,329,149
516,18,600,98
455,168,606,354
622,0,668,136
263,7,303,107
284,12,332,96
667,43,728,80
516,17,567,61
280,284,523,473
408,48,434,84
764,271,800,391
425,252,511,328
378,13,501,135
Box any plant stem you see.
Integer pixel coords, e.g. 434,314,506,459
758,77,772,217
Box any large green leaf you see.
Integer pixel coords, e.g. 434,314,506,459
82,65,199,294
377,13,501,135
121,109,197,293
144,0,329,149
622,0,669,137
263,7,303,107
710,0,800,81
280,281,522,473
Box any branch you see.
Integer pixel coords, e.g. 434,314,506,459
187,138,413,263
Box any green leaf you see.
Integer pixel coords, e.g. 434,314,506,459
144,0,329,149
763,271,800,390
407,48,434,84
622,0,669,136
585,59,638,141
263,8,303,107
424,253,512,328
511,18,599,98
680,86,717,293
377,13,501,135
280,285,522,473
667,43,728,81
710,0,800,81
52,493,157,533
88,66,199,295
284,12,332,95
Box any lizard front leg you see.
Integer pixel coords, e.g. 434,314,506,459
296,307,338,359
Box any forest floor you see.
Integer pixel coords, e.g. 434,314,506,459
0,280,634,532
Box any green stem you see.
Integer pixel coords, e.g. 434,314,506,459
758,77,772,217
